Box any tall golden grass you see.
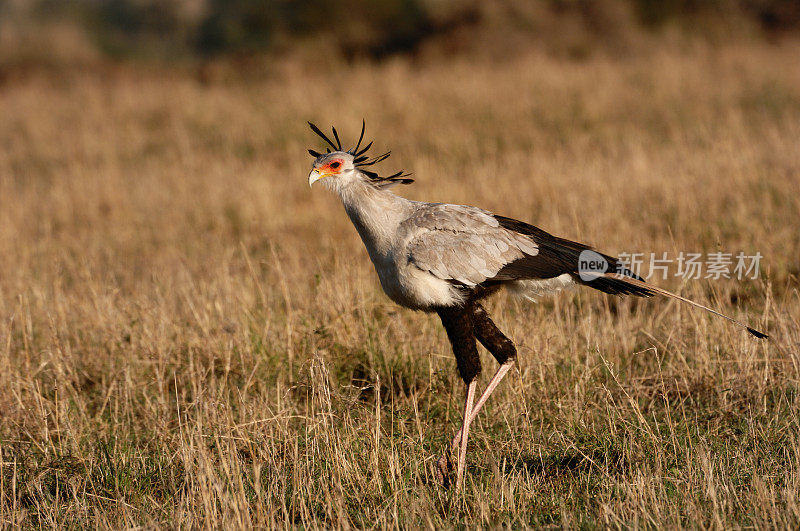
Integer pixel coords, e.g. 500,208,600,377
1,41,799,527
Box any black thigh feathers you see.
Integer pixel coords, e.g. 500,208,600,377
438,302,517,384
437,306,480,383
472,304,516,365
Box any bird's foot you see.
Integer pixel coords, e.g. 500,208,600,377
436,452,454,489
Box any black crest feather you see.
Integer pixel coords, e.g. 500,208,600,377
308,122,339,151
308,120,414,187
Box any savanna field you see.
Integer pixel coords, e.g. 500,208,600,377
1,40,800,527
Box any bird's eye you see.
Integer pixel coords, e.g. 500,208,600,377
330,161,341,169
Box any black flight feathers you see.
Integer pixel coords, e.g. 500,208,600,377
488,215,655,297
308,120,414,186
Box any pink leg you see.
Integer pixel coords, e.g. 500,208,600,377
455,379,476,490
437,361,515,488
450,361,514,451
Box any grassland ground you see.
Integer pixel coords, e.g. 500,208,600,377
0,40,799,527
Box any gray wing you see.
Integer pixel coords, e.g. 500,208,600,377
401,204,540,286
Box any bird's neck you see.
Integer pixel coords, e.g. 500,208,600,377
338,179,410,261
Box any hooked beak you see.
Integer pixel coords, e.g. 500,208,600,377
308,168,328,187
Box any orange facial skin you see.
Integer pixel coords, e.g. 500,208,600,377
318,159,344,175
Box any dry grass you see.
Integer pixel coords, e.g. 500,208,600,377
1,41,799,527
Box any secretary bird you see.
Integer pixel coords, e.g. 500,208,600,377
306,121,767,489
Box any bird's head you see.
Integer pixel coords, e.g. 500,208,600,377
308,151,357,189
307,120,413,191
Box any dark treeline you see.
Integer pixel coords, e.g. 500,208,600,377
14,0,800,61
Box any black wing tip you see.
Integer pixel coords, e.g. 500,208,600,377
747,327,768,339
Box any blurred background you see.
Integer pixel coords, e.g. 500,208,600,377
2,0,800,74
2,1,800,527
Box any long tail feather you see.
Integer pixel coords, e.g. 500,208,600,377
589,272,767,339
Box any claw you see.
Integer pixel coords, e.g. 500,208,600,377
436,452,453,489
